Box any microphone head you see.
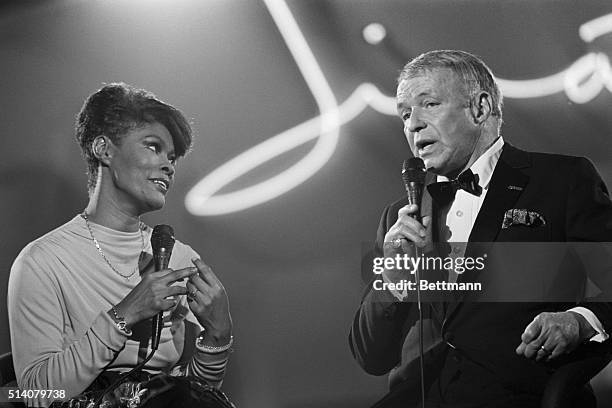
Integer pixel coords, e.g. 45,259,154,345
402,157,426,185
151,224,175,254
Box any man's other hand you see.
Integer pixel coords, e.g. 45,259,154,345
515,311,596,361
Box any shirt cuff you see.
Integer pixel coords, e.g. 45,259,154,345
189,347,229,387
569,306,609,342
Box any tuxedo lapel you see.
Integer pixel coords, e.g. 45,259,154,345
467,146,530,245
445,144,531,320
422,172,435,250
420,173,448,321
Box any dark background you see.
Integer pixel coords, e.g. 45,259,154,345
2,0,612,406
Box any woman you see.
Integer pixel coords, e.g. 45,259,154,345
8,83,233,407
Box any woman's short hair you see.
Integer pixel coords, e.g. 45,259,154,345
398,50,503,121
75,83,193,192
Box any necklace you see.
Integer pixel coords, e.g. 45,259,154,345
81,212,145,281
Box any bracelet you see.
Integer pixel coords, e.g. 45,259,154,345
109,306,132,336
196,332,233,353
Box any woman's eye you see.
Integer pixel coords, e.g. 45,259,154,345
425,101,438,108
146,143,160,153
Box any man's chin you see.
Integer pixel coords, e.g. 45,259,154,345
421,157,442,174
421,156,455,177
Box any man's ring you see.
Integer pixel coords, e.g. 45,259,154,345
392,238,403,248
540,345,550,353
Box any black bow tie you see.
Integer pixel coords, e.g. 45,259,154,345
427,169,482,205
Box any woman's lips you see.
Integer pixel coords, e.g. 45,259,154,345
150,179,169,193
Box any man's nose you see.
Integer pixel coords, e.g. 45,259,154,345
406,111,427,133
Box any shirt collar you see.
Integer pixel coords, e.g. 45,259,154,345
437,136,504,190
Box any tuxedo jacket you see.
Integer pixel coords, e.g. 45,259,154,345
349,144,612,403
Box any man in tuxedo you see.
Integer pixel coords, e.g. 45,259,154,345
349,50,612,407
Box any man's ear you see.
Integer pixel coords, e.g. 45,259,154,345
470,92,492,125
92,135,113,166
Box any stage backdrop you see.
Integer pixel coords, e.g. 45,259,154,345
2,1,612,406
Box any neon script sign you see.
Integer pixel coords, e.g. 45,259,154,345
185,2,612,216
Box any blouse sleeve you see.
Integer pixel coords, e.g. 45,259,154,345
166,243,230,388
8,244,129,407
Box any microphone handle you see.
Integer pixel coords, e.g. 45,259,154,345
151,250,171,350
405,181,423,222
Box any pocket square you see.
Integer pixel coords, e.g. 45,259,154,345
501,209,546,229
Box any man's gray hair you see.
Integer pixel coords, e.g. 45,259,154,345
398,50,503,121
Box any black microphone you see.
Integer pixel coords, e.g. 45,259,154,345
402,157,426,222
150,224,175,351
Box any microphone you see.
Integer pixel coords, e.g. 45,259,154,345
150,224,175,350
402,157,426,222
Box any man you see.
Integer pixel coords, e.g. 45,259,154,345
349,50,612,407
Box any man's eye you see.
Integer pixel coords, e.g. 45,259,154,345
401,111,411,121
425,101,439,108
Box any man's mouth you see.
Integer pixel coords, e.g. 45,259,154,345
150,178,169,193
415,140,436,155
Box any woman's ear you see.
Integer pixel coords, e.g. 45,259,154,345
470,92,492,125
92,135,112,166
